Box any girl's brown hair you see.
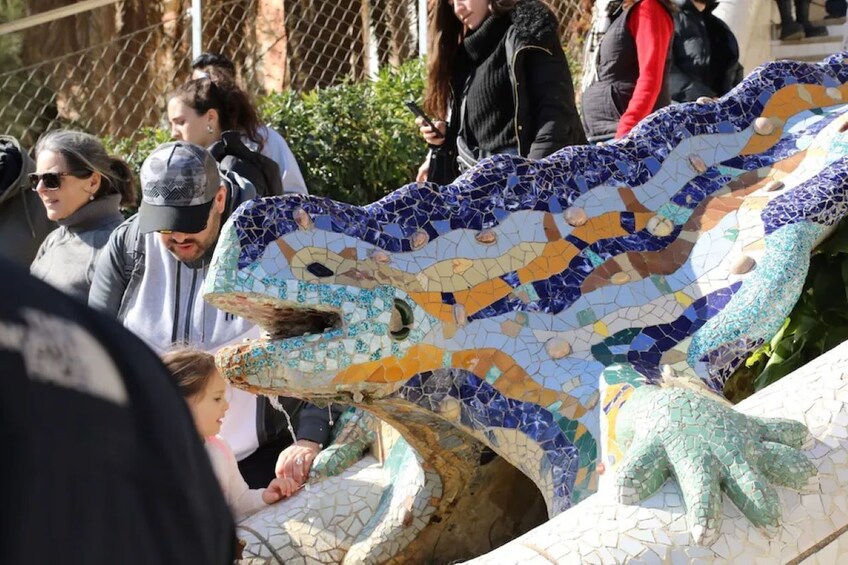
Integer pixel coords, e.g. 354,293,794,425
161,348,218,399
423,0,517,119
169,76,264,151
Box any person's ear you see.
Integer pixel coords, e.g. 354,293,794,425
214,185,227,213
88,171,102,195
205,108,220,131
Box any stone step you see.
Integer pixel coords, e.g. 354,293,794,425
771,18,845,40
771,34,844,61
813,17,847,27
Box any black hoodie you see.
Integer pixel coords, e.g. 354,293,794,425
669,0,743,102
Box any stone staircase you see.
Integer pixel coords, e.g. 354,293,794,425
771,17,845,62
769,0,845,63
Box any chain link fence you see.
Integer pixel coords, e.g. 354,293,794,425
0,0,587,147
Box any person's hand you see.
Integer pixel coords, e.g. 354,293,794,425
275,439,320,485
262,476,299,504
416,117,447,146
416,159,430,183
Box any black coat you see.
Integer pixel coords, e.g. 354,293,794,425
1,257,235,564
430,0,585,183
669,0,743,102
505,0,587,158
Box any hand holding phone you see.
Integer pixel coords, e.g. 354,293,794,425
405,100,444,139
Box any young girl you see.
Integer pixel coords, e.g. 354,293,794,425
162,348,299,520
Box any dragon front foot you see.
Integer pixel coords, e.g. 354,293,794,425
614,382,816,546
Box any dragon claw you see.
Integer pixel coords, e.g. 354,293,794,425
613,384,816,545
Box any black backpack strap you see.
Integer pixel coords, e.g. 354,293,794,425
88,215,144,318
209,131,284,197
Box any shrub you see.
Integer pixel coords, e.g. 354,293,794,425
261,58,426,205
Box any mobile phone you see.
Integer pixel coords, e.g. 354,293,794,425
405,100,444,139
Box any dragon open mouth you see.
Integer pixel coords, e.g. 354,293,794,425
212,293,416,343
265,306,343,340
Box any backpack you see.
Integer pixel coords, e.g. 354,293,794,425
209,131,284,197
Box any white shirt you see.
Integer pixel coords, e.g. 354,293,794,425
257,125,308,195
120,236,262,460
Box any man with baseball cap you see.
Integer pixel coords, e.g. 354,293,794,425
136,140,229,264
89,141,337,489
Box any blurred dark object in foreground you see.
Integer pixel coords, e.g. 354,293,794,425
0,257,234,564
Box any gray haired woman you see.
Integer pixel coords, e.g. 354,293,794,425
30,130,136,301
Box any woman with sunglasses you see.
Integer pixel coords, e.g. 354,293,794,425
30,130,136,301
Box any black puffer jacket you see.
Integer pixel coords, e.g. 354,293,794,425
669,0,743,102
434,0,585,175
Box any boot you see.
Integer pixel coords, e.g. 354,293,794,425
776,0,805,40
795,0,829,37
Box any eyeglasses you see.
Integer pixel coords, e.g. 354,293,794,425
29,170,91,191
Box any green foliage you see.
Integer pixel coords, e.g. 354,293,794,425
726,217,848,401
102,126,171,176
260,58,426,205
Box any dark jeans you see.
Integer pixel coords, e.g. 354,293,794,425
237,432,294,489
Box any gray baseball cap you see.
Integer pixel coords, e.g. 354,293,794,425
138,141,222,234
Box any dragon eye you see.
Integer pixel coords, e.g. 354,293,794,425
390,299,414,342
306,262,334,278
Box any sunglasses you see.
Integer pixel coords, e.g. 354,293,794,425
29,170,92,191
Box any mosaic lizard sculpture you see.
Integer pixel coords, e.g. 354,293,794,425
205,53,848,563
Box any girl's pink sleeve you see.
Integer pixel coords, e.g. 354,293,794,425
615,0,674,138
208,436,267,520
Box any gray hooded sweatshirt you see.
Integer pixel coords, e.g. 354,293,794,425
0,136,55,266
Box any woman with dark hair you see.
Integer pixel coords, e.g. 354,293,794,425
581,0,676,142
30,130,135,301
167,76,297,196
416,0,586,184
168,76,264,152
188,60,308,195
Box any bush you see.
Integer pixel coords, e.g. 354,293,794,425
261,58,426,205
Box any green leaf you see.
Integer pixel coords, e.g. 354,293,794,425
817,219,848,255
754,345,808,391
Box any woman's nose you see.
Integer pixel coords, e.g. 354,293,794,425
170,125,181,140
